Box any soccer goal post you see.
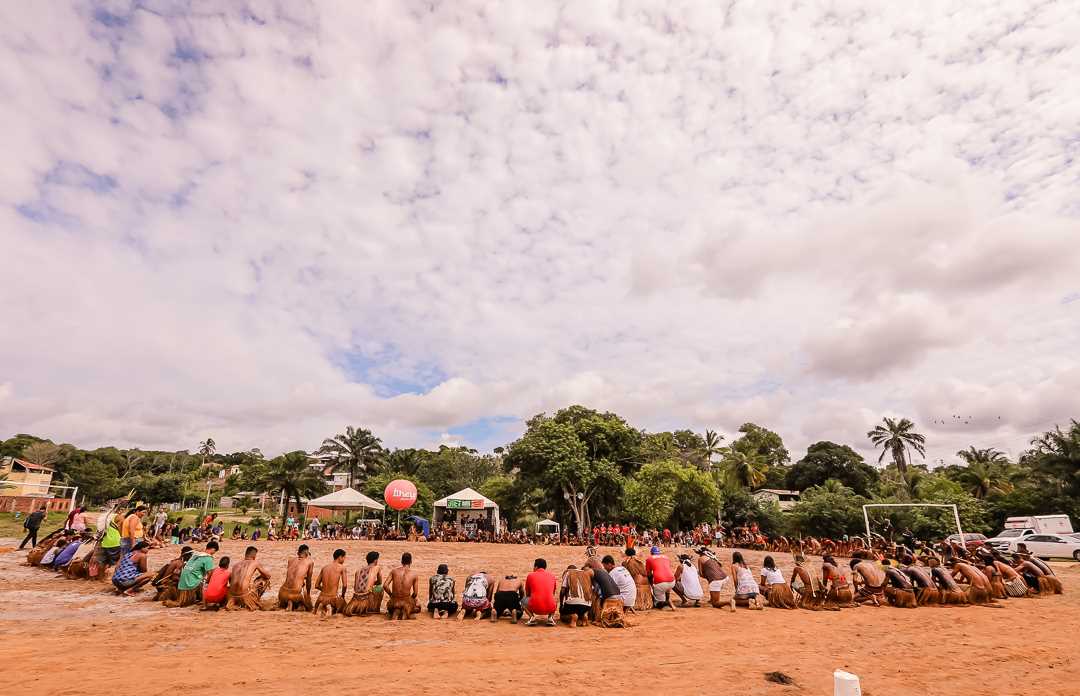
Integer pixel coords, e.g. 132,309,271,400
862,503,963,549
6,481,79,509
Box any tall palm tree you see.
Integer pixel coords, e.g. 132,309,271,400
867,417,926,483
719,449,767,489
955,447,1013,499
318,426,384,488
260,451,327,518
197,438,216,469
700,429,725,473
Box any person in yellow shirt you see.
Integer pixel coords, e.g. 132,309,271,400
121,506,148,555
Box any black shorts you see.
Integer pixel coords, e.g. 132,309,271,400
102,546,121,565
427,600,458,614
562,603,589,618
494,590,521,615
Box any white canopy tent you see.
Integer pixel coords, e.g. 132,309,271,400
536,519,560,535
305,487,385,517
433,487,501,535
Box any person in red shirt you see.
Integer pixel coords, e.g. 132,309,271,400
202,556,231,609
523,558,558,626
645,547,676,610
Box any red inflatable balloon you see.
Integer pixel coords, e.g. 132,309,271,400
384,479,418,511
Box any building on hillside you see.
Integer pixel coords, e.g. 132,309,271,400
1,457,56,496
0,457,71,513
217,464,241,479
218,491,272,509
751,488,801,511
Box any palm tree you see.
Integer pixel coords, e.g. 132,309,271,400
955,446,1012,498
260,451,327,519
384,448,426,477
867,417,926,483
197,438,216,469
318,426,384,488
700,429,725,472
719,449,767,489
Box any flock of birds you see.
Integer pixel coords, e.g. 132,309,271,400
928,415,1004,426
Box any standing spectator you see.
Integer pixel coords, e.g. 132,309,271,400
152,508,167,539
121,505,148,555
19,508,47,550
69,507,89,533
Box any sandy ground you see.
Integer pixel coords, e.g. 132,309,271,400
2,537,1078,696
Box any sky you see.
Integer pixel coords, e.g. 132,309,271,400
1,1,1078,465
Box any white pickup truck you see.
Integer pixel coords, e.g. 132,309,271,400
985,515,1074,553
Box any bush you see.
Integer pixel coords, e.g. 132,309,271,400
248,516,267,528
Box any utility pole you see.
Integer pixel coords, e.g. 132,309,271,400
203,479,213,516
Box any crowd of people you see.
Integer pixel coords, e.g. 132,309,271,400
22,499,1067,627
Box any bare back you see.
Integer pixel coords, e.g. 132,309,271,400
496,576,523,592
284,556,314,591
316,563,347,598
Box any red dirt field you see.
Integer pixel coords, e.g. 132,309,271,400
2,538,1077,695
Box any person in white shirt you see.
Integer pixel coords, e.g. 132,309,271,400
602,555,636,609
673,554,705,606
759,555,797,609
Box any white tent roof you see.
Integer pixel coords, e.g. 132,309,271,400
433,487,498,508
306,487,385,511
536,519,560,527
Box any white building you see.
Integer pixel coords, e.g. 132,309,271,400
752,488,801,511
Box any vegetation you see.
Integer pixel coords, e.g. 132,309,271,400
4,414,1079,542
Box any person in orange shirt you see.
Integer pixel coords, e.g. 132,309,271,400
202,556,231,609
121,506,148,555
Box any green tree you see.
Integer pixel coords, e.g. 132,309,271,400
1023,420,1080,497
0,434,47,458
22,441,62,468
701,429,725,473
197,438,216,469
318,426,385,489
955,447,1013,499
788,480,867,538
505,416,622,532
623,460,721,529
549,405,643,472
134,473,184,505
718,448,768,490
731,423,789,467
786,441,879,496
260,451,327,519
384,448,429,477
867,417,926,483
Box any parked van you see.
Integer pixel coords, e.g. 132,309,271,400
986,515,1074,552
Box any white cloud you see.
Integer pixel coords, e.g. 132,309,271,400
0,1,1078,464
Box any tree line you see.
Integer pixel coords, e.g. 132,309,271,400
3,407,1078,541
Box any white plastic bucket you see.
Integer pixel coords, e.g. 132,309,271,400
834,670,862,696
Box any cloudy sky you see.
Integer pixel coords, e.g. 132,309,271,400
2,1,1078,465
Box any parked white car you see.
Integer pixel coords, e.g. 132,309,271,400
988,533,1080,560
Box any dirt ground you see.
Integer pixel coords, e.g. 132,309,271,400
2,537,1077,695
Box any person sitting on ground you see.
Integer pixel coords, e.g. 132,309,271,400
988,551,1028,598
523,558,558,626
695,547,730,609
226,546,271,611
927,556,968,604
491,572,524,624
152,546,193,602
458,569,495,621
673,553,705,607
603,554,636,614
344,551,384,616
882,560,917,608
278,544,315,611
645,546,677,610
112,541,154,596
202,557,231,610
850,558,887,606
427,564,458,619
977,551,1007,600
385,552,420,620
560,564,594,627
1012,551,1051,596
730,551,764,611
50,533,86,571
40,535,72,569
821,555,854,608
899,556,940,606
313,549,349,617
1016,545,1064,594
789,553,824,610
760,556,796,609
949,558,994,605
590,555,627,627
164,541,219,608
623,548,651,612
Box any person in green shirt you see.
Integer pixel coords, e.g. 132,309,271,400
99,511,123,566
164,541,219,608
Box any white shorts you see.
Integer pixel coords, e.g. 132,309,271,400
651,581,675,601
708,578,730,593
